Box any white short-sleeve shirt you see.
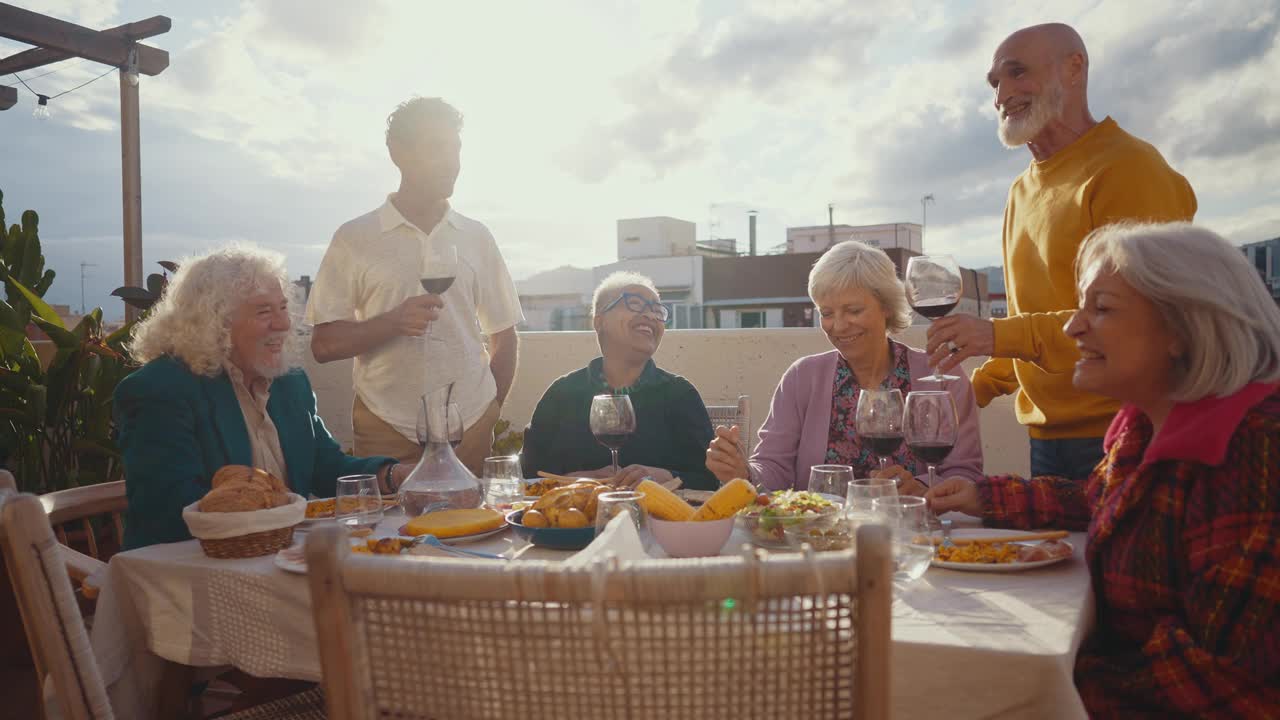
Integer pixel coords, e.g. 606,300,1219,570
304,196,525,440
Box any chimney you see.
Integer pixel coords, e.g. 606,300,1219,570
748,210,758,256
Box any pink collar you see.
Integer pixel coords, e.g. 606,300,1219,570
1104,383,1279,466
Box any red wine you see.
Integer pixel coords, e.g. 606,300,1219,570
913,300,957,319
861,432,904,457
421,277,455,295
908,441,954,465
594,431,632,450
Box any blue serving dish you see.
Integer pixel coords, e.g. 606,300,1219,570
505,509,595,551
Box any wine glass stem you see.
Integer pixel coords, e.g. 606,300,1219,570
610,449,620,477
879,456,889,471
927,464,937,489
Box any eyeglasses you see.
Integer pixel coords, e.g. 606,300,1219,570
602,292,670,323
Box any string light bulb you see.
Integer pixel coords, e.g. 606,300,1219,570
33,94,50,120
123,47,140,87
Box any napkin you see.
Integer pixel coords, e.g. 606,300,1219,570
565,514,649,567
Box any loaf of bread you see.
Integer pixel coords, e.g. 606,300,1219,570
199,465,290,512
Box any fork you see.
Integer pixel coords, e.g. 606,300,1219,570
940,518,954,549
411,534,506,560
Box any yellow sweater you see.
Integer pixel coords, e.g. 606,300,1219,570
972,117,1197,439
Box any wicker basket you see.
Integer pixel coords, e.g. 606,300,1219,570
199,525,297,559
183,493,306,558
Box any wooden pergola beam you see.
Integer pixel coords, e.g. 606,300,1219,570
0,15,171,76
0,4,168,76
0,85,15,111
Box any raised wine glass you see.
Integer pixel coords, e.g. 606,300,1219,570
589,394,637,478
904,254,963,382
855,388,905,473
420,244,458,344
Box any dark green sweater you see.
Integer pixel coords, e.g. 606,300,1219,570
521,358,718,490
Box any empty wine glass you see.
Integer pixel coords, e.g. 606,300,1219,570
872,495,935,583
335,474,382,533
421,244,458,344
807,465,854,501
589,394,637,477
905,255,963,382
855,388,905,473
846,477,899,516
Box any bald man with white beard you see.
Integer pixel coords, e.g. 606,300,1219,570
924,23,1197,481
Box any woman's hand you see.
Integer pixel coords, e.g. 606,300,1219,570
925,477,982,517
705,425,749,485
871,465,928,497
613,465,674,489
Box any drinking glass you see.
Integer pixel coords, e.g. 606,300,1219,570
904,255,963,382
855,388,904,472
589,394,637,476
807,464,854,501
845,477,899,516
482,455,524,509
421,244,458,344
872,495,935,583
903,391,958,490
335,474,382,533
594,490,647,537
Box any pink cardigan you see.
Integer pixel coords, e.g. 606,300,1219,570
751,348,985,490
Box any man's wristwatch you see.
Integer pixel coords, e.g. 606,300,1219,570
385,463,401,493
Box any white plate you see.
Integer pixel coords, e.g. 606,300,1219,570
274,545,308,574
397,523,508,545
930,529,1074,572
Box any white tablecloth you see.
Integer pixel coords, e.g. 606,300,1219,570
89,513,1093,720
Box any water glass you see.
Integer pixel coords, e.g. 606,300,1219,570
846,477,898,515
482,455,524,509
807,464,854,500
872,495,935,583
336,474,383,533
594,490,647,537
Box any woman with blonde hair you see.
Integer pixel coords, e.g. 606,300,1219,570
929,223,1280,716
706,240,983,493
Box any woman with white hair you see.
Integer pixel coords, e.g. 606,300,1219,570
706,241,984,493
116,245,410,549
928,223,1280,716
521,272,717,490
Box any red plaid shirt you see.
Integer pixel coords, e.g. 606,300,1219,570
979,383,1280,718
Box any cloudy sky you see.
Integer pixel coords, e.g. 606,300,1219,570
3,0,1277,320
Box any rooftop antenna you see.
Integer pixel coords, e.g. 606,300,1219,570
79,261,97,315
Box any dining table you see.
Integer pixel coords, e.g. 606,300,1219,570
86,509,1094,720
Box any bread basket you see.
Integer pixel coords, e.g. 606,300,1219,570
182,493,307,558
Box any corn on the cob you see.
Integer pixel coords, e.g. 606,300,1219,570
691,478,757,521
635,479,696,521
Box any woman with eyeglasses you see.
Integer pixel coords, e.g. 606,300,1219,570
521,272,718,490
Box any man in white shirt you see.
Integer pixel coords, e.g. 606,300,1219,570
306,97,524,473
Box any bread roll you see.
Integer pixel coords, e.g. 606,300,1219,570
198,483,278,513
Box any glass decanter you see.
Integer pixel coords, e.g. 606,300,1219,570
398,388,484,516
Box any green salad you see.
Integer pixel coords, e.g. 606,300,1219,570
737,490,838,543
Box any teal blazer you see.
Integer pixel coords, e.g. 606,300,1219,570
114,356,393,549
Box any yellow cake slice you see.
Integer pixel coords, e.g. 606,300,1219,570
404,508,504,538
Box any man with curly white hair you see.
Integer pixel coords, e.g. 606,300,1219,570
115,245,411,549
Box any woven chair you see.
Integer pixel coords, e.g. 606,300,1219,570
37,481,128,603
707,394,751,455
306,523,892,720
0,493,327,720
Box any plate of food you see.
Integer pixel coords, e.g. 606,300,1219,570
301,497,399,527
398,507,509,545
931,529,1074,572
735,490,842,549
274,536,413,573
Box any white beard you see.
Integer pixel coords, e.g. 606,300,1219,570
998,75,1065,148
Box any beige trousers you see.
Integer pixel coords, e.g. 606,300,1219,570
353,395,501,475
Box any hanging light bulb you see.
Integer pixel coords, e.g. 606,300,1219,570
33,94,50,120
124,47,140,87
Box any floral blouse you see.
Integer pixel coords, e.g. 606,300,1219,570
824,339,920,477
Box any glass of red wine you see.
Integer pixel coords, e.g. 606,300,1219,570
589,394,637,478
904,390,958,490
420,244,458,343
905,254,963,382
855,388,905,473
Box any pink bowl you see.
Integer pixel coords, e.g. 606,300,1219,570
649,516,735,558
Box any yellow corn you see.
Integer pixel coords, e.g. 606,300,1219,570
691,478,758,521
635,479,696,521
